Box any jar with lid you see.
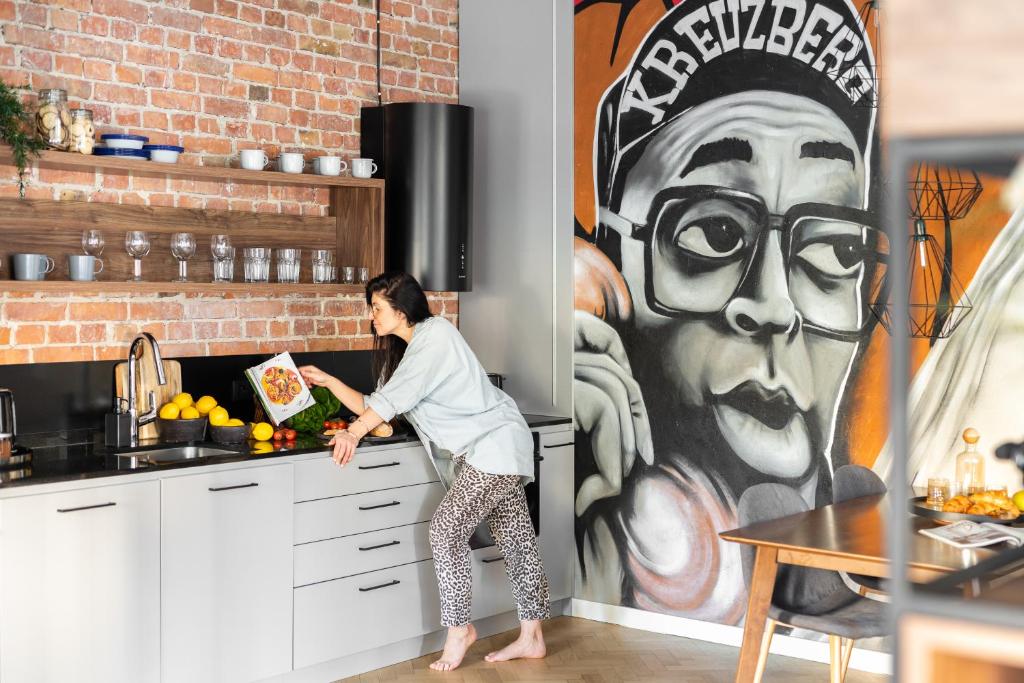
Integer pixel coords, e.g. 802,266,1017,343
955,427,985,496
35,88,71,151
67,109,95,155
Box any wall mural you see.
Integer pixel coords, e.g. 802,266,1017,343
572,0,884,622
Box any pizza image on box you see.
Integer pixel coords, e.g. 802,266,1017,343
261,366,303,405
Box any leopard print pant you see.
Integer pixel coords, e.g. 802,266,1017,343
429,457,550,627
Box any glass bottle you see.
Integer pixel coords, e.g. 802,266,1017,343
35,89,71,151
955,427,985,496
68,109,95,155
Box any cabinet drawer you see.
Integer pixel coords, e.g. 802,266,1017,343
472,547,516,620
294,445,437,502
294,559,441,668
294,521,432,587
294,481,445,544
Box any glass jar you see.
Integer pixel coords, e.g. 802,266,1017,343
68,109,95,155
35,89,71,151
955,427,985,496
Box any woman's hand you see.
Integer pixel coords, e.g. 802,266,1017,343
299,365,335,389
329,429,360,467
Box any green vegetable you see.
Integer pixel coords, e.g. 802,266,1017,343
286,385,341,433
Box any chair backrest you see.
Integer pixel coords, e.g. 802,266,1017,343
736,483,857,615
833,464,887,504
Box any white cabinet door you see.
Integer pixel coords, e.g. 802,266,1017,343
0,481,160,683
539,429,575,601
471,547,516,620
161,464,293,683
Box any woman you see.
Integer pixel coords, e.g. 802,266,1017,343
299,271,550,672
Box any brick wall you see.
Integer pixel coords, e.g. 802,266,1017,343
0,289,458,364
0,0,459,364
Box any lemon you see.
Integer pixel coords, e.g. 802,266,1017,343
251,422,274,441
171,392,194,410
251,440,274,454
226,418,245,427
158,402,180,420
1013,490,1024,512
195,395,218,415
180,406,200,420
208,406,230,427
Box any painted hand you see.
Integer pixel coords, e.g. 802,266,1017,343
573,310,654,518
329,429,360,467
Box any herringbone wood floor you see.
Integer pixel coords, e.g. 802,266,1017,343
340,616,889,682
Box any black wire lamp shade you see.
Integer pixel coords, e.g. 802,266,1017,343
871,164,983,340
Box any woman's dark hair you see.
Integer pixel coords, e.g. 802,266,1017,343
365,271,433,385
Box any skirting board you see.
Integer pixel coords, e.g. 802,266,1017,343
260,598,570,683
569,598,892,676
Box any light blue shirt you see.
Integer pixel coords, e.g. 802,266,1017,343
364,317,535,482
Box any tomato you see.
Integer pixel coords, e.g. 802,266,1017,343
337,420,349,430
283,428,297,440
272,430,284,441
323,420,332,429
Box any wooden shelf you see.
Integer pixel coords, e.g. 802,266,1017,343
0,147,385,188
0,280,368,295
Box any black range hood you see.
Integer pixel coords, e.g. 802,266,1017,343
360,102,473,292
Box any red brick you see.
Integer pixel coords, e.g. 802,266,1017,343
3,24,64,51
188,300,236,319
202,96,247,118
337,319,359,335
167,30,191,50
209,341,260,355
94,83,146,105
0,349,31,364
83,59,113,81
5,303,65,322
130,301,184,319
151,91,200,110
32,346,93,363
139,27,164,46
269,321,290,337
203,16,252,40
47,325,78,344
13,325,46,344
315,319,336,336
93,0,147,22
233,63,276,85
79,324,107,343
110,19,136,41
183,53,230,77
293,318,315,335
115,64,142,84
238,300,285,318
69,302,127,321
80,15,109,36
0,326,8,345
152,7,201,32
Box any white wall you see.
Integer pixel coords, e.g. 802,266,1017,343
457,0,573,418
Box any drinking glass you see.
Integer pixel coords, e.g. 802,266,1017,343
926,478,950,508
124,231,151,281
170,232,196,282
82,229,104,256
210,234,232,261
276,248,301,284
312,249,335,284
243,247,270,283
213,246,235,283
358,266,369,284
342,265,355,285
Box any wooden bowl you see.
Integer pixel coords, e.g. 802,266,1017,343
158,417,207,443
210,424,250,445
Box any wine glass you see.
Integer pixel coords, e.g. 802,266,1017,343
210,234,232,261
82,229,104,256
124,231,151,281
170,232,196,282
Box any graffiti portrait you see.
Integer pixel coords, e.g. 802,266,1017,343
573,0,883,622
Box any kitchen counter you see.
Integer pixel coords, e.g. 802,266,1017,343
0,414,571,492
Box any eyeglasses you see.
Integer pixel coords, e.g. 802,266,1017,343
601,185,890,341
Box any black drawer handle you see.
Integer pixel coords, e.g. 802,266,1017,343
482,556,505,564
358,500,400,511
359,579,400,592
358,461,401,470
57,502,116,513
544,442,573,448
359,540,401,551
208,482,259,492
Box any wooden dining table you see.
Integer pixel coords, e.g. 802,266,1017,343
719,493,997,682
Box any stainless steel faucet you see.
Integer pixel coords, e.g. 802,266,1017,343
125,332,167,447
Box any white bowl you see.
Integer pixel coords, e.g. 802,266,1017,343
103,137,147,150
148,149,180,164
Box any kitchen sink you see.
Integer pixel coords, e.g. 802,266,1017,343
116,445,240,466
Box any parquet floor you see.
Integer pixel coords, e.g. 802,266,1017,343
340,616,889,682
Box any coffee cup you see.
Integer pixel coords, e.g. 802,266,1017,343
12,253,55,281
351,158,378,179
276,152,304,174
312,156,348,176
240,149,270,171
67,254,104,281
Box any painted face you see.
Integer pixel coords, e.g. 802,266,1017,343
369,292,407,337
617,91,867,482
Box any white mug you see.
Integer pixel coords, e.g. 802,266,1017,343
351,158,378,178
312,156,348,176
277,152,304,174
240,149,270,171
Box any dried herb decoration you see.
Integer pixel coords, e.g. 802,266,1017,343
0,81,45,198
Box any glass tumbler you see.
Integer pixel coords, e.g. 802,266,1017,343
926,478,950,508
213,246,235,283
342,265,355,285
243,247,270,283
358,266,369,284
276,248,301,284
312,249,335,284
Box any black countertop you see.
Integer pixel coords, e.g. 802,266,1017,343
0,414,571,491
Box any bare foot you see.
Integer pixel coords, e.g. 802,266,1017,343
429,623,477,672
484,631,546,663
